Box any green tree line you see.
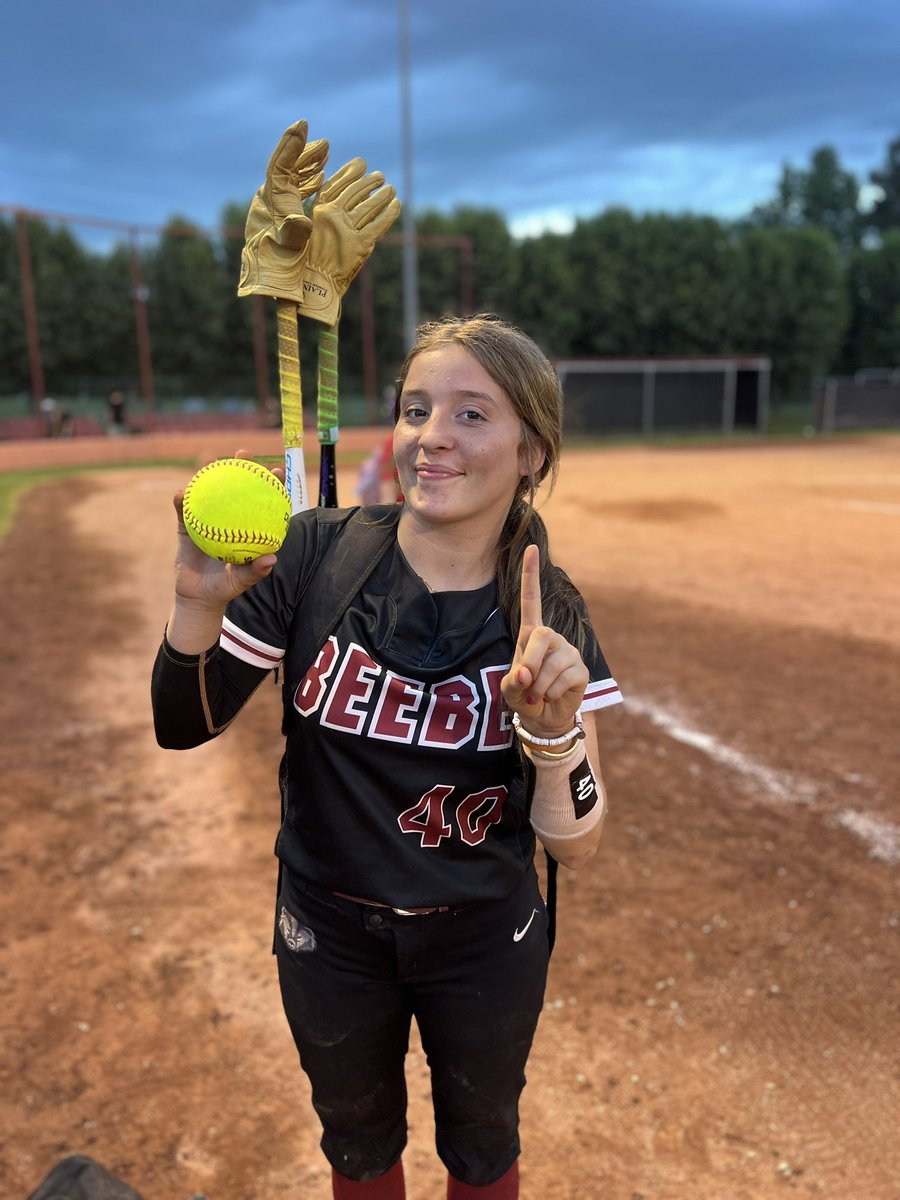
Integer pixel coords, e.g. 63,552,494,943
1,135,898,412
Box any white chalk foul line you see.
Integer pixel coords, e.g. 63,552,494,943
832,810,900,867
624,694,899,866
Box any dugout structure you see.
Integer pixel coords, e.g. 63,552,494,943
815,370,900,433
556,357,772,437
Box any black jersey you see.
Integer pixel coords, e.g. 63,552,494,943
219,511,622,907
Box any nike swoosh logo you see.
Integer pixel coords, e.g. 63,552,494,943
513,908,539,942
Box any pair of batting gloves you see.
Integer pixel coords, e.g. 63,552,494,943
237,120,401,326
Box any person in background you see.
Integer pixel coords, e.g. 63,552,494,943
355,432,402,505
107,389,127,435
39,395,58,437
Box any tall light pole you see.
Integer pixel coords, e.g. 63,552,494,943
398,0,418,350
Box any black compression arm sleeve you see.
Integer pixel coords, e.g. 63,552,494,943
150,631,270,749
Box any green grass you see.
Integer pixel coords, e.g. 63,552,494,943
0,460,198,542
0,450,379,542
0,470,63,540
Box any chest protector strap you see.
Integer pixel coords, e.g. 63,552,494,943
288,503,400,690
273,504,398,949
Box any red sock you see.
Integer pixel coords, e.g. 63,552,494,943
331,1159,405,1200
447,1160,519,1198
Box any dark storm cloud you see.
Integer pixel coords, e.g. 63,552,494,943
2,0,898,237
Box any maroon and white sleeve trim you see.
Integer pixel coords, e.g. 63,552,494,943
220,616,284,670
581,676,623,711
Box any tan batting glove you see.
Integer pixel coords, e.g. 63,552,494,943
297,158,401,325
237,120,329,302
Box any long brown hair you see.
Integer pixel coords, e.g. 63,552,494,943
395,314,589,652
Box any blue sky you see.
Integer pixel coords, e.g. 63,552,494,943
2,0,898,245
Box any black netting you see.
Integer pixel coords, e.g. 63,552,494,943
653,371,723,429
562,371,644,432
833,382,900,429
560,364,763,433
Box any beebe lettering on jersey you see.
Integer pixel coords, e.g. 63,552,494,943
294,635,513,751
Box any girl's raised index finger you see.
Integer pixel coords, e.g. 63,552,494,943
519,543,543,631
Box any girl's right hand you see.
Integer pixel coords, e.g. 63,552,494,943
172,488,278,613
172,449,285,614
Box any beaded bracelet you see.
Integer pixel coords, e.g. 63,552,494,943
521,739,585,765
512,711,585,748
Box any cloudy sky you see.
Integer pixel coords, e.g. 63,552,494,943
2,0,898,245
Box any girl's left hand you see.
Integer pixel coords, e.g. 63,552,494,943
500,544,588,737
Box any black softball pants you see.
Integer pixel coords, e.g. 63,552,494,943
275,866,550,1187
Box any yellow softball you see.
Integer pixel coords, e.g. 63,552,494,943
181,458,291,564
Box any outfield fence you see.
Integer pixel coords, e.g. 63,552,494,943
556,356,772,437
815,371,900,432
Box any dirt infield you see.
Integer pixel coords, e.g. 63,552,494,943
1,433,898,1200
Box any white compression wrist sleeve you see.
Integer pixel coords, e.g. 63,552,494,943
526,744,604,841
